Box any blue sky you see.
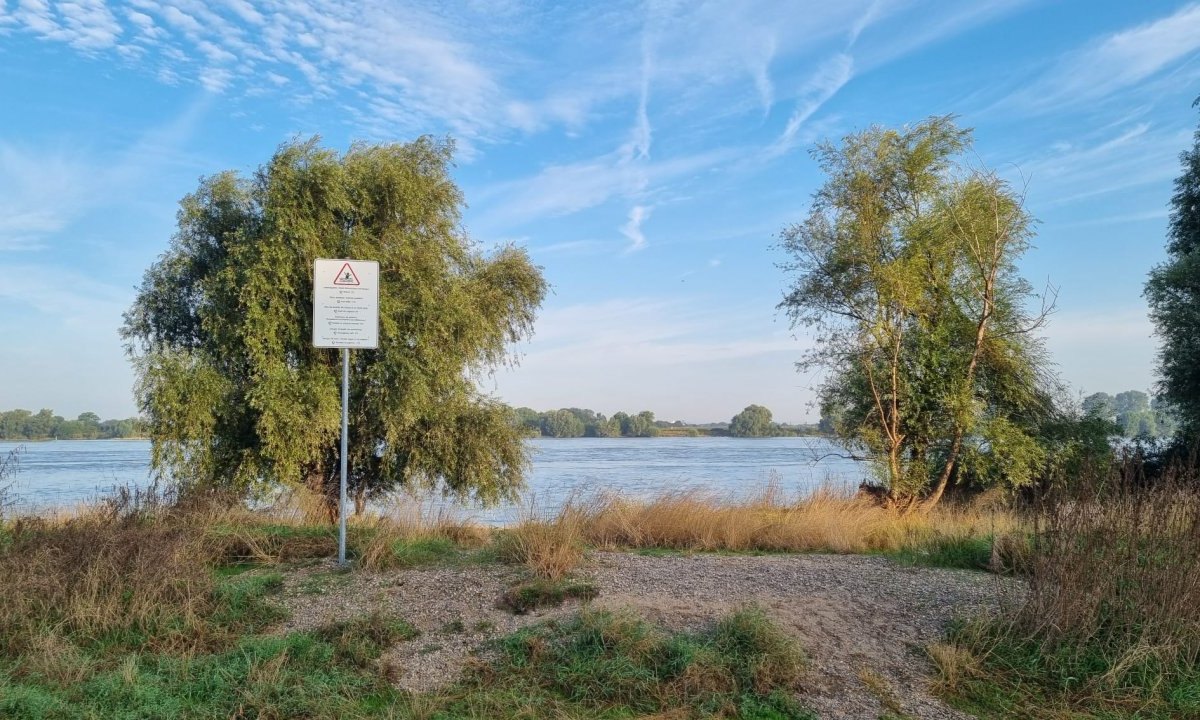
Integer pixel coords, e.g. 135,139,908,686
1,0,1197,423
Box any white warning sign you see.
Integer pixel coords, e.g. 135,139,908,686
313,258,379,349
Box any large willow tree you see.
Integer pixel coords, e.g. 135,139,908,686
123,137,548,512
779,116,1055,508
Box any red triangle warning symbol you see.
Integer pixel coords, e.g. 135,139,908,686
332,262,361,286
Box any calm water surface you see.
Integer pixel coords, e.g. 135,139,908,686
0,437,868,523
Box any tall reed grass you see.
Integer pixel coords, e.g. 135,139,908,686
579,483,1015,556
941,455,1200,716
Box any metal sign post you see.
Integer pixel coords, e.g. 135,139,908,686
313,258,380,566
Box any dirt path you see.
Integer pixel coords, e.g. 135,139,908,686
275,552,1020,719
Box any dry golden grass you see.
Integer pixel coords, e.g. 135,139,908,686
577,483,1016,555
0,503,221,656
190,486,489,568
927,641,982,694
494,502,588,580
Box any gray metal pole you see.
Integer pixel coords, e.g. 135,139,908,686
338,347,349,565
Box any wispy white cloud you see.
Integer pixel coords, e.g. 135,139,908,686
476,146,736,227
529,239,606,256
0,144,88,251
0,97,209,251
748,33,776,114
847,0,883,47
11,0,122,49
768,53,854,158
1002,3,1200,114
858,0,1035,67
620,205,651,253
0,263,128,324
1052,209,1170,229
1012,122,1191,207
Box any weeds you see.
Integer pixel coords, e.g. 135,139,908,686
938,456,1200,718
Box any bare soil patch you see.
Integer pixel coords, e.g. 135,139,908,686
274,552,1019,718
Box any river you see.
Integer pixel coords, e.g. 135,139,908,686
0,437,869,523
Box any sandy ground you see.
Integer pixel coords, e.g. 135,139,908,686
274,552,1021,719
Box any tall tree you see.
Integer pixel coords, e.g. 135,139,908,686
1146,101,1200,440
1081,392,1116,423
541,409,585,438
779,116,1053,508
730,405,774,437
123,137,548,512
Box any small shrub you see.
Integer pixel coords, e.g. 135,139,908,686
0,511,219,656
988,532,1032,575
927,641,980,694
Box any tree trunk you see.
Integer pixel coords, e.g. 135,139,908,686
354,483,367,516
922,431,964,510
304,469,338,524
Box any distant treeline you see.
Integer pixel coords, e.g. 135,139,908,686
0,409,146,440
1081,390,1178,438
513,405,828,438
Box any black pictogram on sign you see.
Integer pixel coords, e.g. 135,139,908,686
333,262,361,286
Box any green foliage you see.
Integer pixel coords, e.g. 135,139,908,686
779,116,1055,505
313,612,419,668
730,405,776,438
539,408,586,438
1083,390,1178,438
512,407,667,437
0,409,143,440
1146,106,1200,441
122,137,548,507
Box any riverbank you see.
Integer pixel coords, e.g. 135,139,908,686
3,472,1194,719
0,488,1014,719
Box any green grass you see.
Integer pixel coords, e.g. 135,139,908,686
937,623,1200,720
887,534,994,570
314,612,420,668
0,568,410,720
385,536,472,567
0,627,406,719
2,584,814,720
432,607,814,719
498,576,599,614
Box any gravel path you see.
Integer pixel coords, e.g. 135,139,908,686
274,552,1021,719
